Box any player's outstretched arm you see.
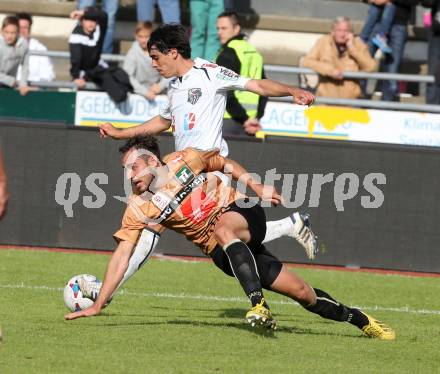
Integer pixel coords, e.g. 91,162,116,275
245,79,315,106
109,226,164,298
200,149,283,206
224,158,283,206
99,115,171,140
64,240,135,320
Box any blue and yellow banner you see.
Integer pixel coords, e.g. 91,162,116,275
75,92,440,147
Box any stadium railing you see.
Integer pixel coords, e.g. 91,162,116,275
29,50,440,114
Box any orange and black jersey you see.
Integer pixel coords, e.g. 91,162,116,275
114,147,242,254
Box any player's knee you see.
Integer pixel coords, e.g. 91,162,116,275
214,225,236,247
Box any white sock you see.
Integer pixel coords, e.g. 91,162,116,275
109,229,159,298
263,216,294,244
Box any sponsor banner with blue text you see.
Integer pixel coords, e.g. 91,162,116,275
74,91,168,128
260,102,440,147
75,91,440,147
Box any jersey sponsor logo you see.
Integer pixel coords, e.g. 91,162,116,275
159,173,207,222
187,88,202,105
183,112,196,131
175,166,195,185
180,189,217,224
201,63,218,68
216,67,239,81
151,191,172,211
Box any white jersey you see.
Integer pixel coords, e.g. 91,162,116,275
159,58,249,156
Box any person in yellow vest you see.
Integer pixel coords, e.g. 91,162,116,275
216,11,266,136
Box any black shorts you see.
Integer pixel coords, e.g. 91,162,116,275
209,200,283,289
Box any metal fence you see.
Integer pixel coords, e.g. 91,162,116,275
28,50,440,113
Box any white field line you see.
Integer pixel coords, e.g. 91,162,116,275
1,283,440,316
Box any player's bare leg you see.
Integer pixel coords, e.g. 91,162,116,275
269,266,395,340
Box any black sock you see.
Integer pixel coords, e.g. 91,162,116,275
305,288,369,329
224,241,265,307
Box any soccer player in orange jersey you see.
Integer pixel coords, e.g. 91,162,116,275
65,136,395,340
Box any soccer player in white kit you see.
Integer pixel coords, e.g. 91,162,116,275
86,24,317,302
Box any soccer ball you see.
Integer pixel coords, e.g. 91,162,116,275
63,274,101,312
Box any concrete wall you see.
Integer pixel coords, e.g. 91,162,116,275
1,122,439,273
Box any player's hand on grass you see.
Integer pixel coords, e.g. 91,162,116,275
291,88,315,106
65,304,102,320
99,122,121,139
250,183,283,206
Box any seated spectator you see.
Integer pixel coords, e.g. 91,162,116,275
190,0,223,61
77,0,118,54
215,11,267,136
360,0,396,54
302,16,377,99
136,0,180,23
0,15,30,96
69,7,132,103
123,21,168,100
421,0,440,104
16,12,55,82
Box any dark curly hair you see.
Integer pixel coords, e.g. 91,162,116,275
147,23,191,59
118,135,161,160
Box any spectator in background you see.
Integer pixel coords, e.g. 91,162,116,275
77,0,118,54
365,0,418,101
302,16,376,99
0,16,30,95
136,0,180,23
216,11,267,136
123,21,168,100
0,147,8,220
16,13,55,82
69,7,107,89
360,0,396,54
421,0,440,104
190,0,224,61
69,7,132,103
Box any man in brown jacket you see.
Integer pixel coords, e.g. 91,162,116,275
302,16,377,99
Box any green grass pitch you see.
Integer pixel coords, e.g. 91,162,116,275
1,248,440,373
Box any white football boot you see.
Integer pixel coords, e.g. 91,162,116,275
290,212,319,260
